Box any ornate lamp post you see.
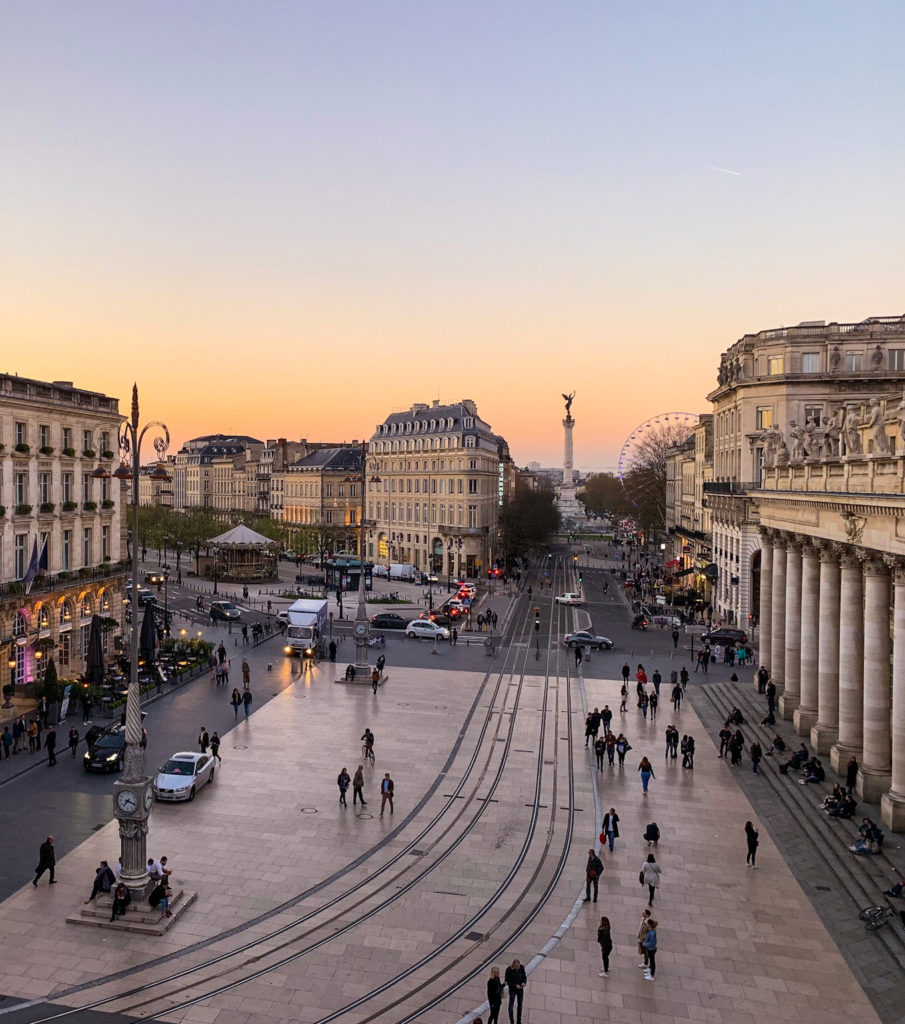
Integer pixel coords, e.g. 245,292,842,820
111,385,169,896
353,443,380,669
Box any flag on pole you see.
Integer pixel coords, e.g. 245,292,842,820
38,537,48,575
22,538,39,593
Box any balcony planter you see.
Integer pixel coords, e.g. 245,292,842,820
57,572,71,581
14,443,30,454
101,499,115,509
40,502,55,514
62,447,76,458
83,501,98,511
8,582,23,595
39,446,54,456
15,503,32,515
62,501,78,512
0,506,5,518
101,450,115,460
82,449,96,458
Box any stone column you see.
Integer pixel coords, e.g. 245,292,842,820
792,541,819,728
811,543,841,754
782,539,803,719
859,557,892,803
758,530,773,686
830,550,865,774
770,534,787,691
881,562,905,831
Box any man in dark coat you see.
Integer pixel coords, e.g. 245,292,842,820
33,836,56,885
86,860,116,902
44,726,57,766
583,848,605,902
600,808,620,852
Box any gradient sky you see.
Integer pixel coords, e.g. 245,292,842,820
1,2,903,470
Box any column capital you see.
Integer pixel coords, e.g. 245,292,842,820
815,540,840,564
837,546,865,570
882,554,905,582
784,534,806,553
863,553,891,577
759,526,777,544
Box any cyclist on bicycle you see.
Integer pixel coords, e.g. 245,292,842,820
361,728,375,757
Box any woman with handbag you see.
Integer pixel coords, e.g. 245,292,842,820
642,919,658,981
640,853,662,906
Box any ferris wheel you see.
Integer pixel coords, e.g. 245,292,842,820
617,412,700,517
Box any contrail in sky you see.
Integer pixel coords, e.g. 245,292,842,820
706,164,742,176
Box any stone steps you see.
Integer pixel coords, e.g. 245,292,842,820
66,885,196,935
691,681,905,981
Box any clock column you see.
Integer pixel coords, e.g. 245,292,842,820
113,779,153,894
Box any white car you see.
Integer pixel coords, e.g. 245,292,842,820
554,592,585,605
406,619,451,641
153,752,216,802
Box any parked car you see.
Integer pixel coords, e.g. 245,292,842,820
83,726,126,773
280,549,297,562
554,592,584,605
153,751,216,802
209,600,241,622
702,627,748,646
405,619,451,641
371,612,409,630
125,584,155,607
562,630,613,650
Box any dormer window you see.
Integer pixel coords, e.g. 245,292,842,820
464,417,474,428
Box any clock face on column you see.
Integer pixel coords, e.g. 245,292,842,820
354,623,368,638
144,788,154,812
116,789,138,814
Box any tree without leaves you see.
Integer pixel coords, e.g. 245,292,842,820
498,485,561,563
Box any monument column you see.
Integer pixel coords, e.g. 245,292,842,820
770,533,787,691
811,543,841,754
792,540,819,727
858,556,892,803
757,529,773,685
881,561,905,831
557,391,580,520
830,550,865,774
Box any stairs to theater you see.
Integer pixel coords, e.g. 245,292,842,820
66,885,196,935
689,681,905,985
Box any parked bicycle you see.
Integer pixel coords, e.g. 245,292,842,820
859,896,903,931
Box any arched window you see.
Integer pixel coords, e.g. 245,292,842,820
59,600,73,626
99,590,110,613
81,595,94,619
12,612,27,638
37,606,50,632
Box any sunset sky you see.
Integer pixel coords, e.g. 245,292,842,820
1,2,903,471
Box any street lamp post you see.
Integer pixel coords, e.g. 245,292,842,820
110,384,169,898
162,566,170,637
353,443,380,670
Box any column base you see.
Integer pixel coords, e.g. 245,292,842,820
778,692,796,719
810,722,839,755
881,790,905,833
830,742,862,776
857,766,892,804
792,704,816,733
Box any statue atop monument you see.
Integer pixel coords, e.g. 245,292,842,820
562,390,575,420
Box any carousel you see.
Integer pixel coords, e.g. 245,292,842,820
202,524,279,584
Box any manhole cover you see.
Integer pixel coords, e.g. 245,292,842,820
357,812,374,819
465,931,484,941
434,705,447,709
397,702,410,707
233,744,248,749
300,807,319,814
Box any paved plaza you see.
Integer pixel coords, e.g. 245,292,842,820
0,613,885,1024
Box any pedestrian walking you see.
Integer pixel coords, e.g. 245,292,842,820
640,853,661,905
380,772,394,815
594,735,605,770
681,735,695,769
198,726,209,753
486,966,503,1024
616,733,630,766
605,731,616,766
243,689,253,717
597,915,613,976
637,908,652,970
1,725,11,759
583,848,604,902
680,666,688,691
638,756,655,794
371,667,380,694
337,767,350,807
67,727,79,757
671,628,679,648
671,683,682,711
231,688,242,717
33,835,56,885
619,682,628,713
329,639,337,661
640,693,649,719
601,704,612,735
649,692,658,719
43,725,57,766
750,740,762,774
766,680,776,715
642,918,658,981
28,719,38,754
584,712,595,747
504,959,526,1024
81,695,92,724
451,627,458,645
210,731,221,762
353,765,366,805
621,662,630,686
217,642,227,665
718,725,731,758
600,808,619,852
745,820,759,867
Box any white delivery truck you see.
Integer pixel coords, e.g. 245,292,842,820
389,563,416,581
284,598,329,658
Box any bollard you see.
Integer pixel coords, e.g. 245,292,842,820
267,663,272,671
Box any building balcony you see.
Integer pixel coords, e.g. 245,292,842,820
438,524,489,537
703,481,761,495
0,561,128,601
760,455,905,497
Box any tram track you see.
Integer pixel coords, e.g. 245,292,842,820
19,560,573,1024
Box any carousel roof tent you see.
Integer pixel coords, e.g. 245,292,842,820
207,524,278,547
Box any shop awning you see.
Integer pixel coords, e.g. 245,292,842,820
674,566,695,577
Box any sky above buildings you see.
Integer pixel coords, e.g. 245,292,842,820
1,2,903,470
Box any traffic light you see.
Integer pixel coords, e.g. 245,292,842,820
578,571,583,584
534,620,540,633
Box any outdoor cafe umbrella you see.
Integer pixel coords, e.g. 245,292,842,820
139,601,158,666
85,613,106,687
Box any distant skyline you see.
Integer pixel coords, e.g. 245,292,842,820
2,2,903,468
